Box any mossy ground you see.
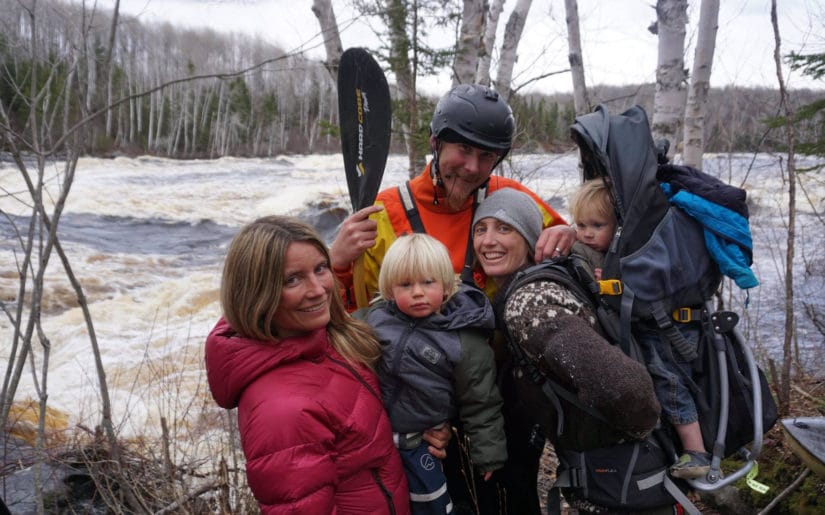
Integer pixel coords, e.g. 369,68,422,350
732,374,825,514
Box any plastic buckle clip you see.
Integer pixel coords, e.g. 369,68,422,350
598,279,622,295
672,307,694,323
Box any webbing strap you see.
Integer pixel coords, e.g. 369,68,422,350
621,442,641,505
398,182,425,233
636,469,665,491
620,285,635,356
651,302,699,361
460,186,487,285
663,475,701,515
541,381,565,437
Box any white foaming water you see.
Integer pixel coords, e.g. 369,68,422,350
0,152,822,436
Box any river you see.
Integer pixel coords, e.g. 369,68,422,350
0,152,822,437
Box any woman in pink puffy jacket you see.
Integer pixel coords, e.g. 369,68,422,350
206,216,420,514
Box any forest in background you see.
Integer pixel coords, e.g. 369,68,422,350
0,0,822,160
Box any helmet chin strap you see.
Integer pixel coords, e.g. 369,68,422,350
431,140,443,205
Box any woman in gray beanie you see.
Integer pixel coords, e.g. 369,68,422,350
471,187,661,510
472,188,543,284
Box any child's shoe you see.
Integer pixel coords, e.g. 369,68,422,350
670,450,711,479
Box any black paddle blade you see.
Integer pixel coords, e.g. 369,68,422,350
338,48,392,211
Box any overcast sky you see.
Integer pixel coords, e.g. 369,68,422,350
110,0,823,94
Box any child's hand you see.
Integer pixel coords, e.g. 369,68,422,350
594,267,602,281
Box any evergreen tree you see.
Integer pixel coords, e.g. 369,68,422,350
787,52,825,161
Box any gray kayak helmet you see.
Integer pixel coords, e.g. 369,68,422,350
430,84,515,153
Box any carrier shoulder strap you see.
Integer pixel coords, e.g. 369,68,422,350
398,182,425,233
397,182,486,285
507,259,594,309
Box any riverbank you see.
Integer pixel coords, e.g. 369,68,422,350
3,374,822,513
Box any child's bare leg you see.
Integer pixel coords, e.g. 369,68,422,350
671,421,711,479
675,421,705,453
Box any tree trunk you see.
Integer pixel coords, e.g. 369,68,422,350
312,0,343,77
476,0,505,86
454,0,486,85
385,0,420,177
682,0,719,169
103,0,121,138
564,0,590,115
770,0,796,416
651,0,688,159
496,0,533,101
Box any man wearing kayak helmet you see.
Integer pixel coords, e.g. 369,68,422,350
330,83,576,515
428,83,515,210
331,83,574,304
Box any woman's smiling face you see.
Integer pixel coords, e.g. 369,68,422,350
472,217,531,284
272,241,333,337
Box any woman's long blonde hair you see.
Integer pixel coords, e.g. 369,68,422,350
220,215,381,367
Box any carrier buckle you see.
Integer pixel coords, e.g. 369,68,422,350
672,307,703,323
672,307,693,322
598,279,622,295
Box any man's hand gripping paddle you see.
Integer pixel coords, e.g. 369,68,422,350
338,48,391,309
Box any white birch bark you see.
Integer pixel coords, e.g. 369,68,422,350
104,0,121,137
155,88,165,151
476,0,505,86
651,0,688,159
682,0,719,169
564,0,590,115
454,0,486,85
496,0,533,101
312,0,343,76
147,88,155,150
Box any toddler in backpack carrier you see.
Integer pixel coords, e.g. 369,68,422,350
570,180,711,480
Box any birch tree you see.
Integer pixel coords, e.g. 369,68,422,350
103,0,121,138
495,0,533,101
650,0,688,159
564,0,590,115
682,0,719,168
312,0,344,76
453,0,486,85
476,0,505,86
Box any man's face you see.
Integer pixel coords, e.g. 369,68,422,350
434,138,501,211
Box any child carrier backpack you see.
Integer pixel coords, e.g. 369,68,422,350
503,105,777,514
500,260,697,514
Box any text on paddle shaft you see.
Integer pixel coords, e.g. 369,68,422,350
356,88,369,177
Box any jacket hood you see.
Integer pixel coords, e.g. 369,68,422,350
204,318,328,409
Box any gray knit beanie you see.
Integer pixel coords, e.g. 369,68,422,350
472,188,542,252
